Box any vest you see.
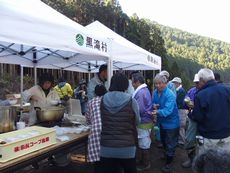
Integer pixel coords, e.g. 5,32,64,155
100,99,137,147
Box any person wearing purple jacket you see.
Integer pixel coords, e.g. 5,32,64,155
131,72,153,171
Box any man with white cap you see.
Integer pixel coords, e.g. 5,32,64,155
181,74,200,168
171,77,186,146
159,71,176,96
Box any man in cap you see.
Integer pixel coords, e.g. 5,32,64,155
171,77,186,146
181,74,200,168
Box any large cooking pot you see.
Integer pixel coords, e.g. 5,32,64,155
35,106,65,122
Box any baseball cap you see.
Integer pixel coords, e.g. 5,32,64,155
193,74,199,82
171,77,182,83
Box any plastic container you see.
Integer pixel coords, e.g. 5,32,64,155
0,126,56,162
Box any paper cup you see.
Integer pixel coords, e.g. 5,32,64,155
16,122,26,130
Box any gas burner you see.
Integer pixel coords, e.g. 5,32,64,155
35,120,62,128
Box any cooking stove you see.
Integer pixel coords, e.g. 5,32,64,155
35,120,62,127
35,119,75,128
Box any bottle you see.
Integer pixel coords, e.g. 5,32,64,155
154,126,161,141
152,104,159,123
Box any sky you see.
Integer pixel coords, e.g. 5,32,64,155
119,0,230,43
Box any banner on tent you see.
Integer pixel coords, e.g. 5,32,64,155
75,34,108,53
147,55,160,66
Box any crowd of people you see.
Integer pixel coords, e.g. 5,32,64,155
2,63,230,173
84,65,230,173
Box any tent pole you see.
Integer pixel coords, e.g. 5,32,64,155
107,38,113,88
20,65,24,117
107,58,113,88
33,49,37,85
34,66,37,85
87,63,91,83
88,73,91,82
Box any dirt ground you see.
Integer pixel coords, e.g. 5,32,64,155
26,140,194,173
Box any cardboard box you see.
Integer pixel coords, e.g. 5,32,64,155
0,126,56,162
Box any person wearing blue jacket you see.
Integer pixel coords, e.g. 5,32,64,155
191,68,230,151
152,74,179,173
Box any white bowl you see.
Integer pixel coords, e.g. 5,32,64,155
50,100,59,105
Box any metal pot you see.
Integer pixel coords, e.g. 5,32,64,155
35,106,65,122
0,106,15,133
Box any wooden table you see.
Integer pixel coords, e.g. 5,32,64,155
0,132,89,173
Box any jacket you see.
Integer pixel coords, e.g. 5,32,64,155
133,84,153,126
54,82,73,99
87,74,108,100
192,80,230,139
176,85,186,109
152,87,179,129
167,81,176,96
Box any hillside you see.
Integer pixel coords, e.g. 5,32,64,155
155,23,230,82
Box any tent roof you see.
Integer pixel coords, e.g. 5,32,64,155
0,0,161,73
85,20,161,70
0,0,109,71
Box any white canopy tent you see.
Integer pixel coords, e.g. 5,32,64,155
0,0,109,71
0,0,113,104
85,21,162,72
0,0,161,84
